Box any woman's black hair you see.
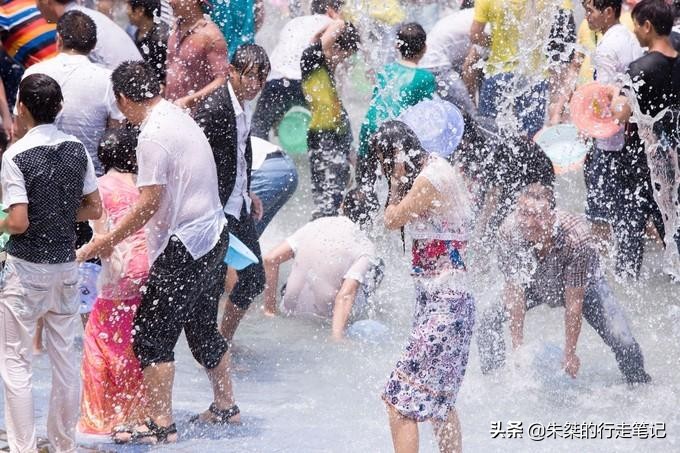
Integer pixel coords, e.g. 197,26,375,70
370,120,427,205
97,124,140,173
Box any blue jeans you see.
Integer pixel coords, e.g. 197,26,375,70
476,278,650,384
251,153,299,237
479,72,547,139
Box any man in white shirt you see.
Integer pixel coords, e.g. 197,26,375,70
263,189,384,340
21,10,124,175
194,45,271,342
36,0,142,70
250,0,339,139
79,62,238,443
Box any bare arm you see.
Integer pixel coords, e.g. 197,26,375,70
77,184,163,260
174,36,229,110
461,45,482,107
263,241,295,315
469,20,489,48
504,283,526,350
76,190,103,222
331,278,360,340
611,94,632,124
0,203,29,235
384,175,438,230
0,77,13,141
548,52,584,125
563,286,584,378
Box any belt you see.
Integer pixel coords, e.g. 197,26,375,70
265,150,285,160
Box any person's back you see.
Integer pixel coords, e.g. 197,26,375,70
22,11,124,175
283,216,377,317
419,7,475,71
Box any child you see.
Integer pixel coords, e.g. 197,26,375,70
0,74,101,453
78,126,149,434
300,19,360,219
357,22,436,192
127,0,170,83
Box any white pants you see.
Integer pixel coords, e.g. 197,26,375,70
0,256,80,453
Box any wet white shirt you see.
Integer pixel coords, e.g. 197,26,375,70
65,3,141,70
21,53,123,175
136,99,226,263
419,8,475,70
268,14,332,81
224,82,252,218
282,216,378,319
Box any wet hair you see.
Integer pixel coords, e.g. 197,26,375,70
18,74,63,124
396,23,427,60
231,44,271,84
519,182,556,210
342,188,378,228
128,0,161,19
98,125,140,173
57,11,97,54
310,0,344,14
111,61,161,102
591,0,623,17
334,21,361,53
370,120,427,203
632,0,674,35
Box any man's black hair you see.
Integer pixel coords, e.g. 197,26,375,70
57,10,97,54
632,0,674,35
231,44,271,84
335,21,361,53
396,23,427,60
98,124,140,173
128,0,161,19
591,0,623,18
343,188,378,229
18,74,63,124
111,61,161,102
310,0,344,15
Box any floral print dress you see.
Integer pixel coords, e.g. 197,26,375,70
382,155,476,422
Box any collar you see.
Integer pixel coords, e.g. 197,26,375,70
227,81,245,117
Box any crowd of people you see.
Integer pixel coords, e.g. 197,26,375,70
0,0,678,452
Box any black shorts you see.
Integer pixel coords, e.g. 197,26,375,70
132,228,229,369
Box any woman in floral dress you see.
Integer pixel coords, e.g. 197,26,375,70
372,121,476,453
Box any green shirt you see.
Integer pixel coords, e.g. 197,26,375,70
358,62,436,157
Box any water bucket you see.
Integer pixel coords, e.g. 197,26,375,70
534,124,588,174
569,81,621,139
398,99,465,158
79,262,101,314
277,106,311,154
224,233,259,270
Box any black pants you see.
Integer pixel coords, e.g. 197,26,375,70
133,229,229,369
251,78,306,140
227,209,265,310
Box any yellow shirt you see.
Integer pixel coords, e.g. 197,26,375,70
576,12,635,84
474,0,573,75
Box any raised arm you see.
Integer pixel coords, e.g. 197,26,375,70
384,174,438,230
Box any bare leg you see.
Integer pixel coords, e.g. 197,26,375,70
220,299,247,342
433,408,462,453
195,351,241,423
387,403,419,453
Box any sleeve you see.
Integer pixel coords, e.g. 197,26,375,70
285,223,311,254
82,152,98,195
564,245,597,288
343,255,373,283
0,153,28,206
136,139,170,187
473,0,490,23
206,32,230,80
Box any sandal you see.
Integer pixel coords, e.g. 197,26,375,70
112,419,178,444
189,402,240,425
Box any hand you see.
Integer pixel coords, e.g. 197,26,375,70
173,96,192,111
77,234,114,262
250,192,263,221
2,117,12,143
562,352,581,378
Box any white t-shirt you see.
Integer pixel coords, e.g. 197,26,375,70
65,3,142,70
419,8,475,70
282,216,378,319
21,53,124,175
224,82,252,218
268,14,332,81
591,23,643,151
136,99,226,263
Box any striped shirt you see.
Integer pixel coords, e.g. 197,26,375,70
0,0,57,67
498,210,600,307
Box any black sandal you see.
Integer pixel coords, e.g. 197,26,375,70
189,402,240,425
112,419,178,444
